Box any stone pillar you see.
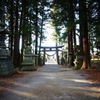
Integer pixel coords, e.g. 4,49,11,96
68,52,73,67
32,55,38,68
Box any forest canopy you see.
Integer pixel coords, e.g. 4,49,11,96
0,0,100,69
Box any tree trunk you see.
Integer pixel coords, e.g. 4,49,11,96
9,0,14,57
79,0,91,69
35,1,38,55
38,12,44,65
20,0,26,63
13,0,20,67
67,0,74,66
0,0,5,23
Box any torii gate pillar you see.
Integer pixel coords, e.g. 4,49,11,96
43,48,46,65
56,48,59,64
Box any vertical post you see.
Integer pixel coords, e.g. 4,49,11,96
43,48,45,65
68,52,73,67
56,48,59,64
62,51,63,57
64,54,67,66
35,55,38,68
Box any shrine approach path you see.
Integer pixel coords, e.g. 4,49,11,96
0,62,100,100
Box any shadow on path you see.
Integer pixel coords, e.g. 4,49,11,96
0,63,100,100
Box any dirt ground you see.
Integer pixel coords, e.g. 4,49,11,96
0,63,100,100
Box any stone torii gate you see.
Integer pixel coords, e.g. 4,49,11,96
39,46,64,65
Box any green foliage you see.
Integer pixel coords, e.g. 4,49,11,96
3,0,100,68
91,59,100,63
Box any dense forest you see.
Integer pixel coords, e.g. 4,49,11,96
0,0,100,70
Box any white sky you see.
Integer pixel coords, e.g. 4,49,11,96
42,24,56,47
41,24,58,55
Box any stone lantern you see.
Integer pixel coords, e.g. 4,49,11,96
20,45,37,71
0,23,16,76
73,45,83,69
0,0,16,76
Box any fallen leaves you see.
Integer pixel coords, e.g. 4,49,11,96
0,72,28,97
0,66,42,97
86,69,100,83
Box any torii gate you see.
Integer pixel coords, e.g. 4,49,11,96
39,45,64,65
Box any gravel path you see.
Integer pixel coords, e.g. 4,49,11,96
0,63,100,100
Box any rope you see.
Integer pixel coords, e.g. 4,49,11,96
45,52,56,56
